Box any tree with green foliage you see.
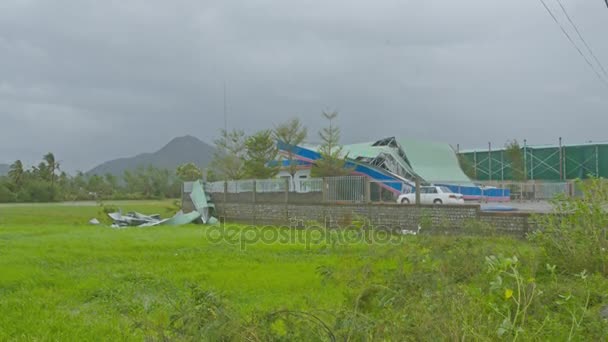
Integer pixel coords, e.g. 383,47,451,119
177,163,204,182
32,162,49,181
211,129,247,180
43,153,60,187
505,140,525,181
87,175,111,198
0,178,15,203
123,165,176,199
72,171,87,192
311,111,352,177
244,130,280,179
0,152,191,203
146,166,172,198
104,173,118,191
8,160,24,189
205,168,220,182
274,118,307,185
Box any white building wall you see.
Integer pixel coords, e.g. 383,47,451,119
276,169,312,192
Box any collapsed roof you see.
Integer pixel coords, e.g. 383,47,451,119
329,137,472,184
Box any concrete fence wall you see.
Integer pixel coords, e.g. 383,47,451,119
208,201,536,238
182,187,540,237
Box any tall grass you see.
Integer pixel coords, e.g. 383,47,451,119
0,199,607,340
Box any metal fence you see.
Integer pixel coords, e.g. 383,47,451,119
191,178,580,204
202,176,377,203
204,178,321,194
297,178,323,193
474,181,572,201
324,176,367,203
251,179,286,193
412,179,582,203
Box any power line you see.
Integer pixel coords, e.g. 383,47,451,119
537,0,608,86
555,0,608,78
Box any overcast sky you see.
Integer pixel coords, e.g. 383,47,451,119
1,0,607,172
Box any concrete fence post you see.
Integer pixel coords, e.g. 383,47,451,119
365,178,371,203
252,180,256,203
415,178,421,206
223,180,228,204
284,177,289,204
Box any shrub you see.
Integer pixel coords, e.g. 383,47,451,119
0,183,16,203
530,178,608,276
16,180,58,202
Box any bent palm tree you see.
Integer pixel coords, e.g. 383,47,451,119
8,160,24,188
43,153,60,187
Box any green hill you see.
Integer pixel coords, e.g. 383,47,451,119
87,135,214,177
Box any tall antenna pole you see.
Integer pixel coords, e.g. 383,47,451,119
223,82,228,132
559,137,563,181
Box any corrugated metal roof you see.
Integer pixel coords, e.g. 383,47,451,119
340,143,391,158
338,138,472,183
340,142,419,179
398,139,472,183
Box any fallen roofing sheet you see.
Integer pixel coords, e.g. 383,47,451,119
109,211,165,228
190,180,215,224
102,181,217,228
164,210,202,226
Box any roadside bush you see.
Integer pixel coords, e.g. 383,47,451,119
16,180,58,202
0,183,16,202
530,178,608,276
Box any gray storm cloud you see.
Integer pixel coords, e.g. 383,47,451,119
0,0,606,172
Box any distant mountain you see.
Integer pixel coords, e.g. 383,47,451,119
0,164,8,176
88,135,215,177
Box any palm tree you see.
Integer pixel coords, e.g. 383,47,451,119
8,160,24,188
43,153,60,187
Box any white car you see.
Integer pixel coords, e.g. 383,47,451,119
397,186,464,205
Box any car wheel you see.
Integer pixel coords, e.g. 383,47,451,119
401,198,410,204
433,199,443,205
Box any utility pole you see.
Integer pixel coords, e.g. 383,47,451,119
223,83,228,133
501,149,504,182
596,144,600,177
221,83,229,184
523,139,528,181
559,137,563,181
488,142,492,182
473,151,478,179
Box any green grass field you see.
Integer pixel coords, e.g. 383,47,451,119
1,201,607,340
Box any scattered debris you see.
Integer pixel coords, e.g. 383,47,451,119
601,306,608,320
400,225,422,235
164,210,202,226
108,210,165,227
89,218,101,225
102,181,218,228
190,181,215,224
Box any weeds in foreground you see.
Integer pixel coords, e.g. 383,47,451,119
139,242,606,341
530,177,608,276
